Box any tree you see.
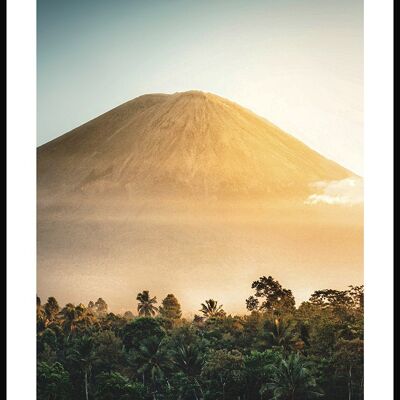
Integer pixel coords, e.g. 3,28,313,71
37,362,71,400
37,328,59,363
246,276,295,316
122,317,165,351
241,312,264,349
37,297,47,333
93,330,124,373
95,298,108,317
133,336,169,396
262,353,322,400
87,301,95,312
44,297,60,322
159,294,182,320
264,318,298,352
193,314,205,325
309,289,352,320
35,280,363,399
308,286,364,323
202,349,244,400
243,350,282,400
59,303,98,336
172,342,204,376
66,336,96,400
123,310,134,320
78,306,98,333
95,372,145,400
59,303,78,336
137,291,158,317
101,312,126,334
199,299,225,319
171,343,205,399
333,338,364,400
246,295,260,311
347,286,364,312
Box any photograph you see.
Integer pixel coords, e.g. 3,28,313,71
5,0,393,399
36,1,364,399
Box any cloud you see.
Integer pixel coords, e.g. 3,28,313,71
306,177,363,205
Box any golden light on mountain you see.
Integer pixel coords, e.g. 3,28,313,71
37,91,363,314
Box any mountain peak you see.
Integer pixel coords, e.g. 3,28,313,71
38,91,353,200
175,90,208,96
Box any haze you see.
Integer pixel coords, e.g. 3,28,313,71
37,92,363,315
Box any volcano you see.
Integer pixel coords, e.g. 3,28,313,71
38,91,353,201
37,91,363,314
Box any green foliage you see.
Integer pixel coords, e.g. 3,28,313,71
37,362,71,400
333,338,364,400
95,298,108,314
96,372,145,400
262,353,323,399
92,330,124,373
130,335,170,395
36,280,363,399
264,318,299,352
122,317,165,351
243,350,282,398
136,290,158,317
246,276,296,316
159,293,182,320
202,349,244,399
199,299,225,319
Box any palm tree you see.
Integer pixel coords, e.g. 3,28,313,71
137,290,158,317
199,299,225,318
67,336,96,400
262,353,322,400
60,303,78,336
36,296,47,332
172,343,203,376
134,337,168,399
171,343,204,399
265,318,297,352
44,296,60,322
60,303,98,337
75,304,98,333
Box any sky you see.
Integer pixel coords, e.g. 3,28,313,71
38,0,363,174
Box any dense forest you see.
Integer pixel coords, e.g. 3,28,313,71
37,276,363,400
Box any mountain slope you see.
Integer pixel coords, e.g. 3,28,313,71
37,91,363,313
38,90,353,200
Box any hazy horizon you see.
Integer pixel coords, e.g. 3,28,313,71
37,91,363,315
